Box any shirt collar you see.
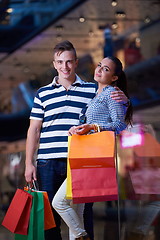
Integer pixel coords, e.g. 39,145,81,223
51,74,83,87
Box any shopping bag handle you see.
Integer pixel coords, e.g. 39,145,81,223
25,180,39,191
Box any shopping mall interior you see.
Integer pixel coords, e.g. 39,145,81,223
0,0,160,239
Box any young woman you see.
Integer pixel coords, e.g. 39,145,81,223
52,56,133,240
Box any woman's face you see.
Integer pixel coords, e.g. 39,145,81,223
94,58,118,86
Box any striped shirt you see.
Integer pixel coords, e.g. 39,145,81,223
30,75,97,160
86,85,127,134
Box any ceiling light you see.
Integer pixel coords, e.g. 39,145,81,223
115,11,126,18
56,34,62,41
111,0,117,7
112,22,118,29
79,16,85,23
6,8,13,13
55,25,64,31
88,30,94,37
144,16,151,24
23,66,30,73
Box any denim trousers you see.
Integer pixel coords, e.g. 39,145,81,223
52,179,87,239
37,159,94,240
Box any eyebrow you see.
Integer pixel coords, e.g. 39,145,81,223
98,62,111,71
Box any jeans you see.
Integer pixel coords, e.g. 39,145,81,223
37,159,67,240
52,179,87,239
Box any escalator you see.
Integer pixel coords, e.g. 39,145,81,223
0,0,88,53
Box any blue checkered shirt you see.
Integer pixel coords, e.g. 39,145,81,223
85,85,127,134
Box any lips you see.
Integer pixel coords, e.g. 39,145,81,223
95,73,101,77
62,70,70,75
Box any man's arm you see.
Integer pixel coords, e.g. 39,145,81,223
25,119,42,183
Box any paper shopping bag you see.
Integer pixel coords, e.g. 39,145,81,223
71,167,118,203
24,187,56,230
43,191,56,230
2,189,33,235
15,190,45,240
67,131,118,203
69,131,115,169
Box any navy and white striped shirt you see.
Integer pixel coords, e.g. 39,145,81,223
86,85,127,134
30,75,97,160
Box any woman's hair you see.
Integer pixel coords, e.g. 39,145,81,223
107,56,133,125
53,40,77,60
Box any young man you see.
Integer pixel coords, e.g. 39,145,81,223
25,40,128,240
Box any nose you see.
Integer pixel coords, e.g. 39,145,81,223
63,61,68,68
97,66,102,73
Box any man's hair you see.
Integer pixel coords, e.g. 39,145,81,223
53,40,77,59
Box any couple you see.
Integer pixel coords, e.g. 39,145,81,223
25,40,132,240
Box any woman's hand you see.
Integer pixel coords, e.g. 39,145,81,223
68,124,93,135
68,126,78,136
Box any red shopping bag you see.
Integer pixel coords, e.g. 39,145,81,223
68,131,118,203
71,167,118,203
2,189,33,235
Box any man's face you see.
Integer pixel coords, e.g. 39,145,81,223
53,50,78,81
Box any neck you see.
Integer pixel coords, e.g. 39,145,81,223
97,83,108,94
58,75,76,90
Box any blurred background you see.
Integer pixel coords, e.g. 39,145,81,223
0,0,160,239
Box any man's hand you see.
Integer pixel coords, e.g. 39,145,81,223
110,86,128,103
25,163,37,183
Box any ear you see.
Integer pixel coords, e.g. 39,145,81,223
53,60,57,70
112,75,118,82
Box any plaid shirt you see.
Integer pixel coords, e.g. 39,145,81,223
85,85,127,134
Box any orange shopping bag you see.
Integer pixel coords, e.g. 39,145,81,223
43,191,56,230
69,131,115,169
68,131,118,203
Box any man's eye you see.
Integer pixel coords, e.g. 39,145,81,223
103,68,109,71
67,60,74,64
97,64,101,67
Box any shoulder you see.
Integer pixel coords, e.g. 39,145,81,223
102,85,115,98
104,85,116,93
80,81,97,91
37,83,54,93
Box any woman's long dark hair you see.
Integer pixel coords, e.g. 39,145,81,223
107,56,133,125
